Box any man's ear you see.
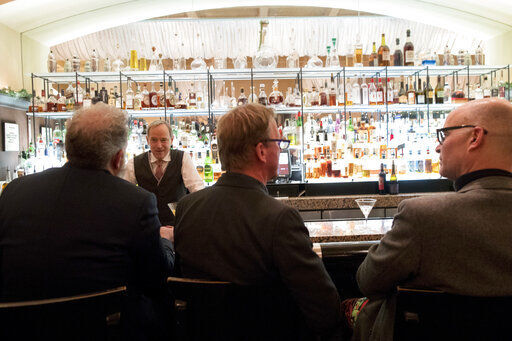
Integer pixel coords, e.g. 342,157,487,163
468,127,486,151
112,149,125,171
254,142,266,163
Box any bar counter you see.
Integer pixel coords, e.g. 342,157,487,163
307,218,393,243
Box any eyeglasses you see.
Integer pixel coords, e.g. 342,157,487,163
436,125,487,145
261,139,291,149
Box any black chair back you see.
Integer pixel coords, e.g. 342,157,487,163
394,286,512,341
168,276,313,341
0,286,127,341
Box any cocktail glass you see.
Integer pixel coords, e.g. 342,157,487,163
355,198,377,228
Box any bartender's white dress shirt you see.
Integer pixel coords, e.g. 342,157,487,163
123,151,204,193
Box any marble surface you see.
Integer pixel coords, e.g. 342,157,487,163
279,192,446,210
305,218,393,243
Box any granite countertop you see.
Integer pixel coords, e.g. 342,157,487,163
279,192,447,210
305,218,393,243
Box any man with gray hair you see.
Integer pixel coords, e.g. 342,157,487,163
175,104,343,339
0,103,174,339
123,119,203,226
354,98,512,340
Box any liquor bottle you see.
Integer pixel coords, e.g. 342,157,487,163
108,88,116,107
83,90,92,109
165,82,176,108
443,82,452,104
269,80,284,106
76,81,84,108
112,44,124,72
92,89,100,105
114,86,121,108
258,84,267,106
149,83,158,108
66,91,75,111
156,82,165,108
337,82,345,106
47,90,57,112
475,44,484,65
310,86,320,106
482,77,491,98
91,49,99,72
369,78,377,105
28,91,38,112
393,38,403,66
72,55,80,72
331,38,341,67
188,83,197,109
361,76,369,105
129,48,138,70
491,76,499,98
204,150,213,184
426,77,434,104
141,84,150,109
369,42,378,67
84,60,92,72
407,79,416,105
416,79,425,104
398,81,407,104
444,44,451,65
354,35,363,67
37,90,46,112
376,78,384,105
319,82,328,106
352,79,361,105
47,50,57,73
286,32,300,68
57,90,67,112
248,86,258,104
386,78,394,104
100,86,109,104
474,84,484,100
378,34,390,66
404,29,414,66
329,75,337,106
389,160,399,194
378,163,386,195
134,85,143,110
125,80,134,110
435,76,444,104
238,88,248,106
393,80,400,104
63,58,72,72
103,57,111,72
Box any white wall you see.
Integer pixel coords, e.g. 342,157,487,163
486,31,512,65
0,23,22,89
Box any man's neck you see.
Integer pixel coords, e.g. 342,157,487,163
230,167,267,185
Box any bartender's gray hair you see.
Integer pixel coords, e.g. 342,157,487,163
65,103,128,169
147,120,173,137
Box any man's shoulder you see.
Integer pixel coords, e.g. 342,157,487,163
399,192,457,214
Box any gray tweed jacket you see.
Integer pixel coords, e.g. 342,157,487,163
353,175,512,341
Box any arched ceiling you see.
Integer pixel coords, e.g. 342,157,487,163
1,0,511,46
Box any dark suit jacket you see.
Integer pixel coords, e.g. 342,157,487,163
174,172,342,335
0,162,173,303
354,176,512,341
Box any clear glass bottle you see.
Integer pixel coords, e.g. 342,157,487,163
157,82,165,108
286,30,300,68
361,76,369,105
475,44,484,65
103,57,111,72
141,84,150,109
112,43,125,71
329,38,340,67
306,34,323,68
125,79,134,110
72,55,80,72
369,78,377,105
134,85,143,110
91,49,99,72
63,58,72,72
444,44,451,65
237,88,248,106
258,84,268,106
149,46,159,71
47,50,57,73
354,35,363,67
310,86,320,106
57,90,67,111
248,86,258,104
352,79,361,105
234,55,247,69
83,89,92,109
254,20,277,69
165,82,176,108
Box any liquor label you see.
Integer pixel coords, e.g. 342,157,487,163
369,92,376,103
417,95,425,104
143,95,150,106
126,97,133,108
405,50,414,64
428,91,434,99
379,177,385,190
151,95,158,106
383,51,390,61
387,90,393,102
361,89,369,104
491,89,499,97
408,92,415,104
134,98,142,110
436,91,444,99
376,91,384,102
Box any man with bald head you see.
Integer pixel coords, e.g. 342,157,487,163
353,99,512,341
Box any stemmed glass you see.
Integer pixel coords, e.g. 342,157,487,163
355,199,377,228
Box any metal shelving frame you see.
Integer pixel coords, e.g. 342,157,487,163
28,65,511,174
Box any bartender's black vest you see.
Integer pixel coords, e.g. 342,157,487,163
134,150,186,225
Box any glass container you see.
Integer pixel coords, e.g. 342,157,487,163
254,20,277,69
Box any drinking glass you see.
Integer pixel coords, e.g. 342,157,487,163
355,198,377,228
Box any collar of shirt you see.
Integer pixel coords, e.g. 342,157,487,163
149,151,171,164
454,168,512,192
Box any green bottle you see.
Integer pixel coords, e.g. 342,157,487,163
204,150,213,183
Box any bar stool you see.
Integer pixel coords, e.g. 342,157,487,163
168,276,314,340
0,286,127,340
394,286,512,341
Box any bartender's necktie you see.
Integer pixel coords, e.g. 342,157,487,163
155,160,164,182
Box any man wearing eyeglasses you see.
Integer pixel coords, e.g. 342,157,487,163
353,98,512,341
174,104,343,339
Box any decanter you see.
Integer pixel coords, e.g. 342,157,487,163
268,79,284,107
71,55,80,72
47,50,57,73
149,46,159,71
286,30,299,68
254,20,277,69
306,35,323,68
191,40,207,70
112,44,124,72
234,55,247,69
330,38,340,67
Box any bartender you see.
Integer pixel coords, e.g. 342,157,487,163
123,120,204,225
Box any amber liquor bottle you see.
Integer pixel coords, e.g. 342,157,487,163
404,29,414,66
377,34,390,66
369,42,378,67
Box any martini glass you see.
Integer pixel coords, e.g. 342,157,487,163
355,199,377,228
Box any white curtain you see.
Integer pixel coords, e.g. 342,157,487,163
51,16,483,61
